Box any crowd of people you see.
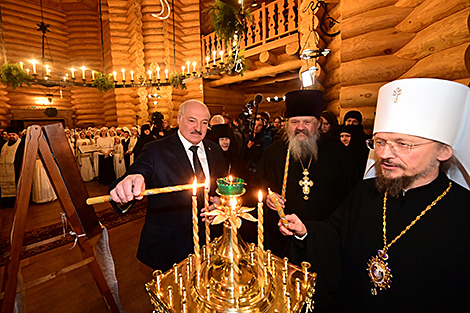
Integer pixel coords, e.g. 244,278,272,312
2,77,470,311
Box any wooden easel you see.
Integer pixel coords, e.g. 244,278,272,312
1,124,121,313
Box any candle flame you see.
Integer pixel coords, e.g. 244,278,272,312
193,177,197,196
229,175,233,183
258,190,263,202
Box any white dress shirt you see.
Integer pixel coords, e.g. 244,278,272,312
178,130,210,188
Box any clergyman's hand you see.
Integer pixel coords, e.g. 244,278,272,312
278,214,307,237
110,174,146,203
266,190,285,211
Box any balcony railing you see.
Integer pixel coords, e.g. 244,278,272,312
202,0,299,63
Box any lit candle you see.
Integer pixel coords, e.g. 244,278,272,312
130,70,134,81
113,71,117,81
30,60,38,74
212,50,216,65
121,68,126,81
229,175,233,183
148,70,152,80
204,177,210,246
92,70,95,80
192,177,200,272
258,190,264,253
182,66,185,75
19,62,23,70
219,51,224,63
156,67,160,79
192,62,197,73
230,196,241,277
165,69,169,79
206,56,210,68
81,66,86,79
186,61,191,73
70,67,75,78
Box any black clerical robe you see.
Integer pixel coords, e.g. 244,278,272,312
257,136,355,263
306,173,470,312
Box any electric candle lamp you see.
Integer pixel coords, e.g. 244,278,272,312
121,68,126,81
219,51,224,63
45,65,51,76
148,70,152,80
156,67,160,79
192,62,197,73
130,70,134,81
70,67,75,78
113,71,117,81
212,51,216,65
30,60,38,74
182,66,185,75
64,73,68,81
186,61,191,72
165,68,169,79
81,66,86,79
19,62,23,70
26,69,30,75
92,70,95,80
206,56,210,68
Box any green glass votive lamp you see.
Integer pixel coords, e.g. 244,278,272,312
216,176,246,196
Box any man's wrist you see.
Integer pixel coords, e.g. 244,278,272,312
294,232,308,240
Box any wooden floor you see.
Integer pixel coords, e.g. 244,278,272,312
0,180,155,313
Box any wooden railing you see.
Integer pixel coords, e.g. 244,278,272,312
201,0,299,63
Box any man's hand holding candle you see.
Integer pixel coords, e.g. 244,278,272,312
110,174,146,202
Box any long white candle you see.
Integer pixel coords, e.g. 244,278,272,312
192,177,200,272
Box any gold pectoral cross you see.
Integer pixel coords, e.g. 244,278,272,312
299,168,313,200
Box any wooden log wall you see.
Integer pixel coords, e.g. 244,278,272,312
0,0,206,128
0,0,74,125
321,0,470,131
65,6,105,127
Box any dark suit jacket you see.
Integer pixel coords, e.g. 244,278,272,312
110,133,227,271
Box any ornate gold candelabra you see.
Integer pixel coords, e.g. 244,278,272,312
146,177,317,312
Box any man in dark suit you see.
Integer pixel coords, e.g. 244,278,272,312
110,100,227,271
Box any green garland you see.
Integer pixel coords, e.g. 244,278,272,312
92,72,115,93
169,73,187,90
0,62,33,89
206,0,252,46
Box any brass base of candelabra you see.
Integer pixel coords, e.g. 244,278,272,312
146,224,316,312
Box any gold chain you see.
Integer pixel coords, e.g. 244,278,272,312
299,156,313,173
382,181,452,251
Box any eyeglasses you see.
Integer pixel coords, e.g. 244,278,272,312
365,138,434,155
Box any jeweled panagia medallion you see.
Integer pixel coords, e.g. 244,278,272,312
367,249,392,295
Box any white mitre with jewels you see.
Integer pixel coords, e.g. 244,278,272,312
364,78,470,190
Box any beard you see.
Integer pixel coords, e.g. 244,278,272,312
374,158,439,198
8,137,18,145
284,128,319,162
